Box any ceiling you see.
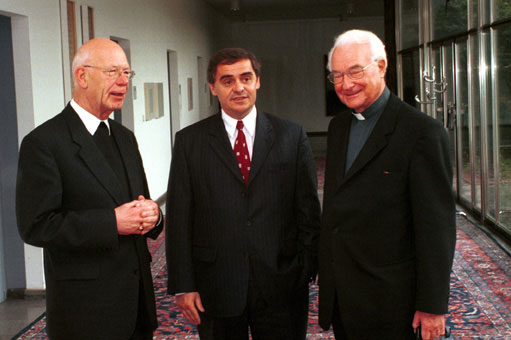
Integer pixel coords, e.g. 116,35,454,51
202,0,384,22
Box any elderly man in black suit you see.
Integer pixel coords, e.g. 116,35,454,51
16,38,162,340
318,29,456,340
166,48,321,340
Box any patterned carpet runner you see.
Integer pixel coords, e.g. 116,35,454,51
13,159,511,339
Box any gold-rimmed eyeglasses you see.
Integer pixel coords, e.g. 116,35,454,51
84,65,136,80
327,61,375,84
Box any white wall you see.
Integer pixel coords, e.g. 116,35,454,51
230,17,384,133
85,0,224,199
0,0,225,290
0,0,384,293
0,0,68,293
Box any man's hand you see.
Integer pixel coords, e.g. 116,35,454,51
114,195,159,235
176,292,205,325
412,311,446,340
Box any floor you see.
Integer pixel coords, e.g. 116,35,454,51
0,295,45,340
2,204,510,340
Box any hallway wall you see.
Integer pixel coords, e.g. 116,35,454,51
0,0,226,294
0,0,386,297
227,16,384,132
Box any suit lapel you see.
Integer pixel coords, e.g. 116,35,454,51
206,111,275,186
328,112,351,191
342,95,400,183
63,106,124,204
249,111,274,185
207,114,246,183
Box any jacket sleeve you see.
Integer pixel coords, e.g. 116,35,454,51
16,133,118,251
165,131,196,294
410,122,456,314
294,126,322,281
132,133,163,241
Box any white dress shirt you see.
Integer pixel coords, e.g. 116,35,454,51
70,99,111,135
221,106,257,159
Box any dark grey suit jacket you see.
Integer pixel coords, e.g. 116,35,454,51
319,94,456,337
166,111,321,317
16,105,162,340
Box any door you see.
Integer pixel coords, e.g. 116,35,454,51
110,37,134,132
0,14,26,301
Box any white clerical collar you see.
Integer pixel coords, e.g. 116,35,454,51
70,99,111,135
352,112,366,121
221,106,257,140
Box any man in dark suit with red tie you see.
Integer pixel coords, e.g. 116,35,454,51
166,48,321,340
318,30,456,340
16,38,162,340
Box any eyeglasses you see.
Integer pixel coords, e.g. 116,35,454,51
327,61,375,84
84,65,136,80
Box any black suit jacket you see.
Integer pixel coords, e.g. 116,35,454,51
16,104,162,340
319,94,456,337
166,111,321,317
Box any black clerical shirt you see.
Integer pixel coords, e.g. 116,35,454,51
345,87,390,173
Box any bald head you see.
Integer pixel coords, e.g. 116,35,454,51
72,38,127,87
72,38,131,119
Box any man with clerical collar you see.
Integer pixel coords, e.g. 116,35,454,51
319,29,456,340
16,38,162,340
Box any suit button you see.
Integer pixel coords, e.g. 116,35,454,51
246,220,252,227
241,191,247,198
332,228,339,234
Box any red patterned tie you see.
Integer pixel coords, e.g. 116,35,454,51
234,120,251,186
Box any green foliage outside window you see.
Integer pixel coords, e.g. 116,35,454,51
432,0,468,40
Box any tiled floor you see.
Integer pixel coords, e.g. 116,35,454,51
0,296,45,340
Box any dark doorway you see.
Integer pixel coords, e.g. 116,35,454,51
0,14,26,298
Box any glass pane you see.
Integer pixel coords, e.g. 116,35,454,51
432,47,445,123
470,0,479,29
443,44,458,193
495,24,511,230
400,0,419,49
456,39,471,204
494,0,511,22
481,0,490,25
470,34,482,211
401,49,421,109
432,0,468,40
484,30,496,221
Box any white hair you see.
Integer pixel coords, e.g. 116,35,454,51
71,47,91,88
327,29,387,71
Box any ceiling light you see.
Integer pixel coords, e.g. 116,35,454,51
346,3,354,15
230,0,240,11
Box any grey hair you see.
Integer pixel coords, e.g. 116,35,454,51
71,47,91,88
327,29,387,72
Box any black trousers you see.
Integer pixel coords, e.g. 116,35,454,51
197,277,309,340
331,294,415,340
128,281,154,340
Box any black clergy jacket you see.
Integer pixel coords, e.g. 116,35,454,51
16,104,162,340
319,94,456,338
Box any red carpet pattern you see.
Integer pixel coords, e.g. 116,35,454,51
148,216,511,340
448,216,511,339
12,163,511,340
16,214,511,339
